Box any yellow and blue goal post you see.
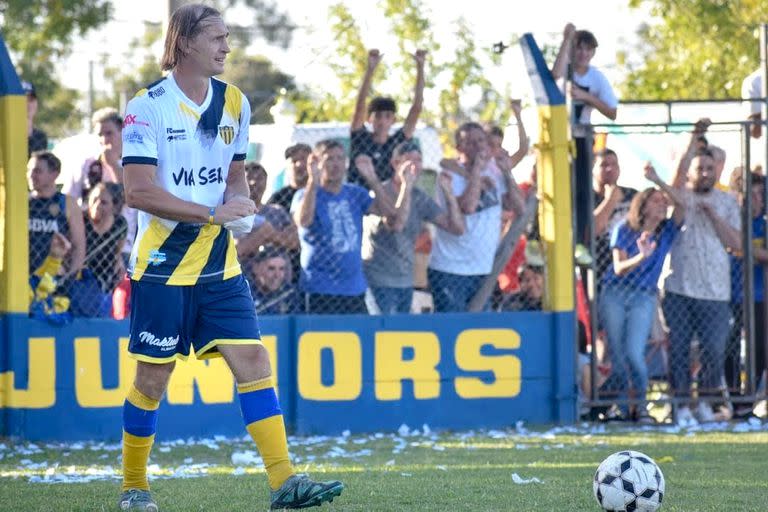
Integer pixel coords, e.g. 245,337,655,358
520,33,575,419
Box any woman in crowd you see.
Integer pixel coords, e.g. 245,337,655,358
598,163,685,422
84,183,128,297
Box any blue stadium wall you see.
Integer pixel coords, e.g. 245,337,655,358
0,312,576,441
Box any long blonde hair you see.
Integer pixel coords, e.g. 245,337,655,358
160,4,222,71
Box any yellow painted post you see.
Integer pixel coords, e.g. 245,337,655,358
537,105,574,312
519,33,574,312
0,35,29,313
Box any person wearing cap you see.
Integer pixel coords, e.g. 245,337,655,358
23,81,48,156
348,48,426,187
246,246,300,315
363,140,464,314
266,143,311,212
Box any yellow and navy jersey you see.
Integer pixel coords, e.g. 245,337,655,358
122,73,250,285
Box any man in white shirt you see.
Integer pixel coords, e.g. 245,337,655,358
664,147,741,426
552,23,619,248
62,108,125,204
742,67,764,139
428,122,523,312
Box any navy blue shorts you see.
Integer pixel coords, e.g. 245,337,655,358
128,274,261,363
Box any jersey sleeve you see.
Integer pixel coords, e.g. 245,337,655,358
122,95,159,167
610,221,633,252
233,92,251,162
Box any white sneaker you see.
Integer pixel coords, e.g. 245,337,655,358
695,402,716,423
674,406,699,427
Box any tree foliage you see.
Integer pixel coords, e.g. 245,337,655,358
0,0,112,137
289,3,370,123
99,1,298,124
291,2,511,152
436,18,508,152
218,49,295,124
97,22,164,114
620,0,768,100
172,0,296,49
382,0,440,125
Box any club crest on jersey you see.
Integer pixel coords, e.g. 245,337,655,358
219,125,235,145
148,249,167,266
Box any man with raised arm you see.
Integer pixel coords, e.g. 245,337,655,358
348,48,426,186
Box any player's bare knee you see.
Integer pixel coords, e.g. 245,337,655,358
134,360,176,400
219,343,272,383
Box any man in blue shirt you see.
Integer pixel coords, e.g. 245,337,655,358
291,140,405,314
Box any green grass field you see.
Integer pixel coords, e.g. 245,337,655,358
1,423,767,511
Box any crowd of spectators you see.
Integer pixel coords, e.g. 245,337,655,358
21,25,768,424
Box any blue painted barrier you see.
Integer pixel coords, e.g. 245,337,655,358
0,312,576,441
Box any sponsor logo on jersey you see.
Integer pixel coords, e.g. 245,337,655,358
29,218,61,233
172,166,224,187
124,114,150,127
219,125,235,145
166,127,187,142
148,87,166,99
148,249,167,266
138,331,179,351
125,131,144,144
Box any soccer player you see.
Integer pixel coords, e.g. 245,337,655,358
118,4,343,510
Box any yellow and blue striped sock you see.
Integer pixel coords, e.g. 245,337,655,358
122,385,159,492
238,377,293,490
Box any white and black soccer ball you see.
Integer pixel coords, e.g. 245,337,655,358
593,450,665,511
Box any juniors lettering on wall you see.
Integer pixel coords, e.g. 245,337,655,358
1,328,522,408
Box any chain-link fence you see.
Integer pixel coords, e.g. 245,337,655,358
580,103,768,423
237,120,538,316
30,94,768,423
29,159,132,321
32,118,536,321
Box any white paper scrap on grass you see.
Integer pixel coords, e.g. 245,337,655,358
511,473,543,484
231,451,262,466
